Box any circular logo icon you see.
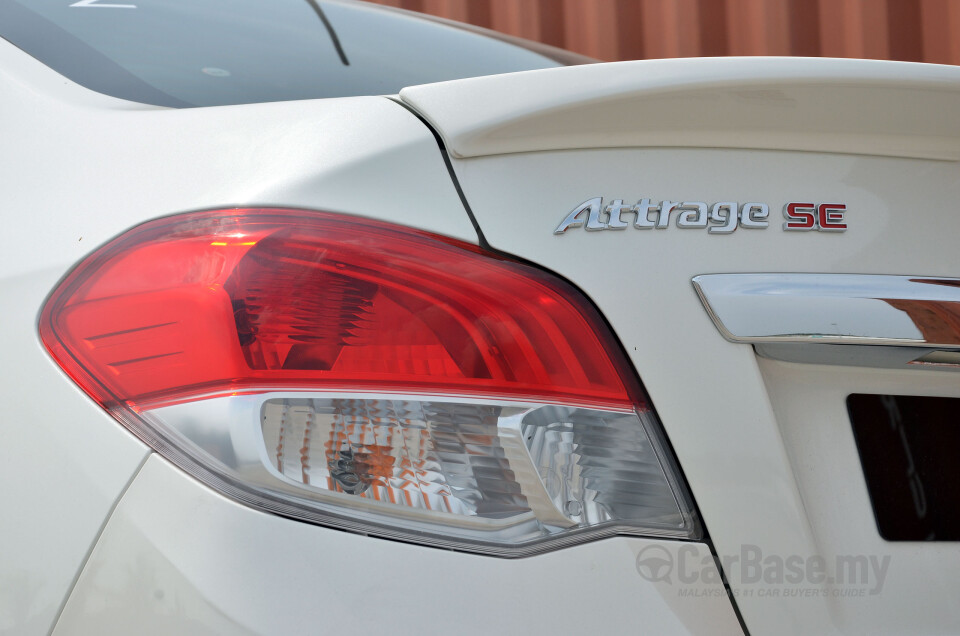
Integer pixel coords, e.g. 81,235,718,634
635,545,674,583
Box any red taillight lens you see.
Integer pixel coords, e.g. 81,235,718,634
40,209,641,411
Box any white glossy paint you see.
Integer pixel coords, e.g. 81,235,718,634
759,357,960,634
9,26,959,634
0,270,147,636
430,145,960,634
54,456,743,635
401,57,960,160
0,38,476,283
0,36,475,634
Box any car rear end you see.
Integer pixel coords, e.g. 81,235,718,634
2,2,960,635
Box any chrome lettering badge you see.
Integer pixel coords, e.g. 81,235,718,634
554,197,846,234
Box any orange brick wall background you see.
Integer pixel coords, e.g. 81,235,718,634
364,0,960,64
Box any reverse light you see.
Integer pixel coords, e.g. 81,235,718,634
41,209,697,555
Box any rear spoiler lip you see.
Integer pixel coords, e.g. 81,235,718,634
399,57,960,161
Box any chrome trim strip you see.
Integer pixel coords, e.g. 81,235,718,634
754,343,960,371
692,273,960,349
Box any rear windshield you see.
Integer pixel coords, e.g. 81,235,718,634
0,0,575,108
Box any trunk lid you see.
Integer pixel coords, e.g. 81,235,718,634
402,57,960,636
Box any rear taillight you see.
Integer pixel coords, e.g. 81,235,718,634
41,209,697,555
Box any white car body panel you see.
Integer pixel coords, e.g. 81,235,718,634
400,57,960,161
0,271,147,635
4,20,960,634
759,357,960,633
0,37,473,634
399,63,960,633
52,455,742,635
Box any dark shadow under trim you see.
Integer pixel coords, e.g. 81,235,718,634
388,96,491,249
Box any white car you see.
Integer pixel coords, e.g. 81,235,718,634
3,1,959,634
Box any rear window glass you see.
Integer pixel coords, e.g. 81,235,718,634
0,0,567,107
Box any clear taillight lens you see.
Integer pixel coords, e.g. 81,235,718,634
40,209,698,555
